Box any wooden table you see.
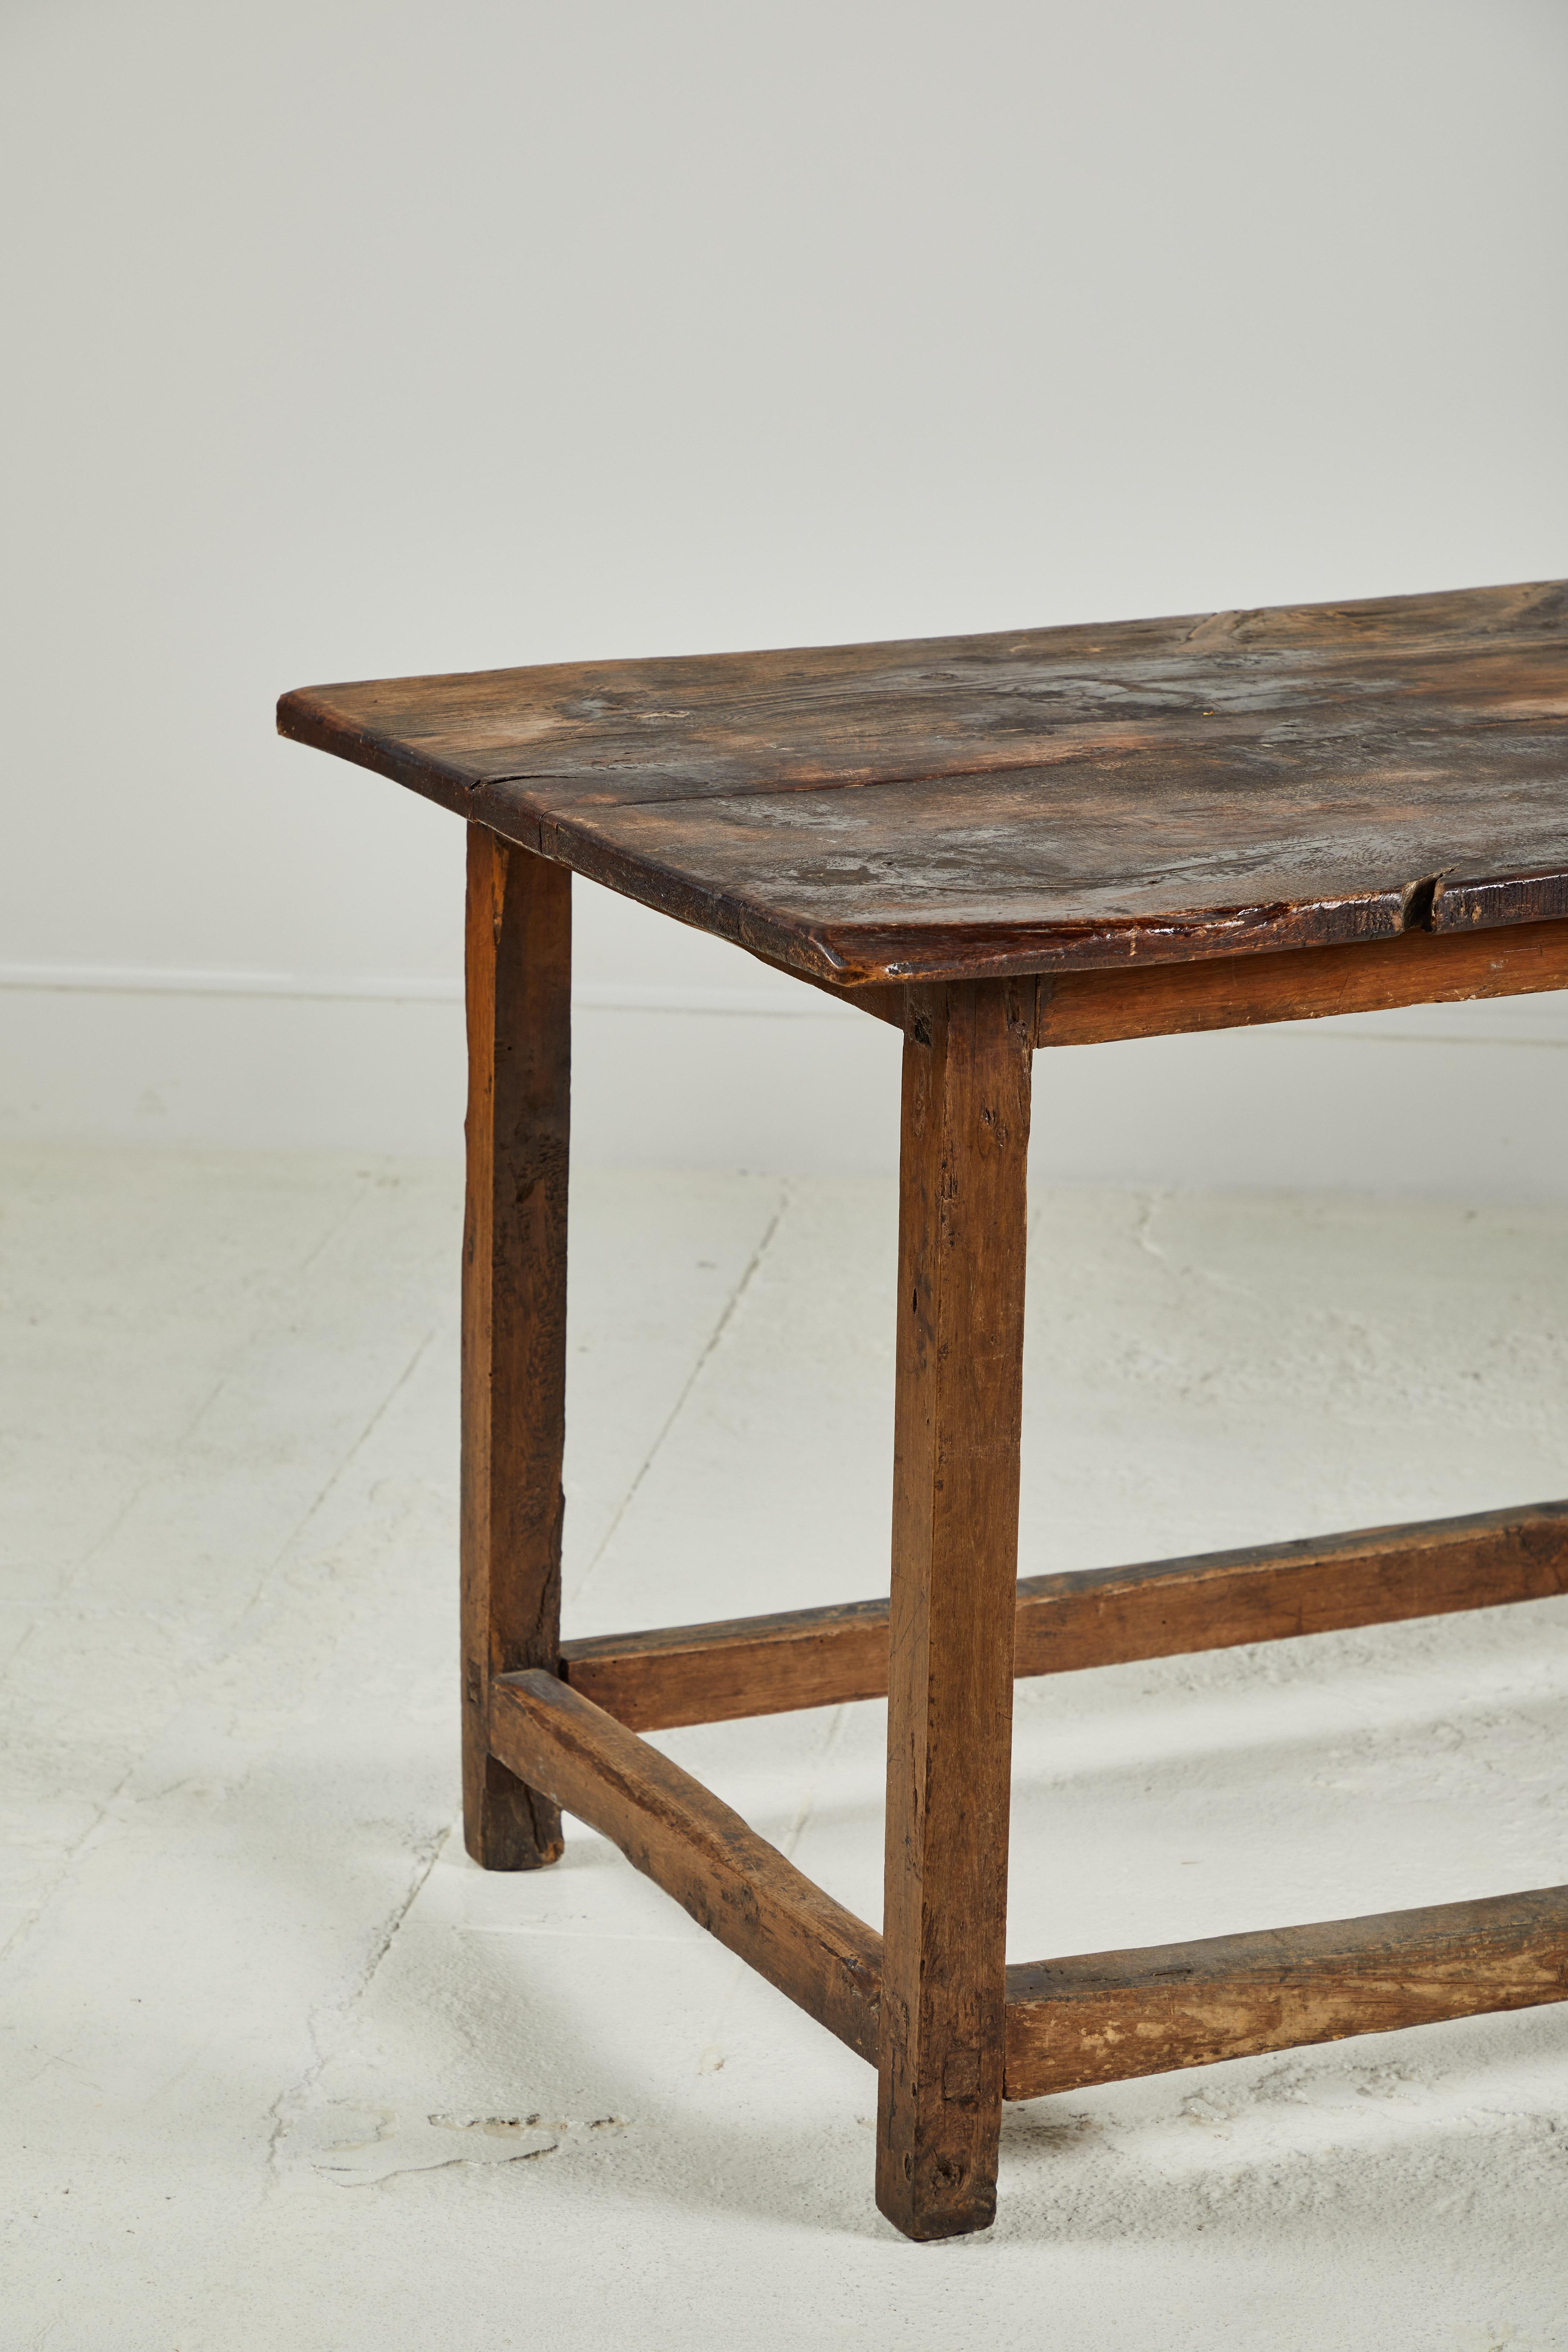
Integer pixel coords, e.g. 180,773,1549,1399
279,579,1568,2242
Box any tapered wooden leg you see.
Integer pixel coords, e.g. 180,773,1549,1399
877,979,1033,2240
461,825,571,1870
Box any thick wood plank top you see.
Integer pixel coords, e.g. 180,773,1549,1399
278,580,1568,983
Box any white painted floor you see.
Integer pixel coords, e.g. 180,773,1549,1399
5,1147,1568,2350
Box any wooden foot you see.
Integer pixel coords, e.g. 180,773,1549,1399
876,979,1034,2242
461,825,572,1870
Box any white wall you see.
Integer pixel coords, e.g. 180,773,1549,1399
4,0,1567,1190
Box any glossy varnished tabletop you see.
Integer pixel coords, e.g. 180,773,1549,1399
279,580,1568,986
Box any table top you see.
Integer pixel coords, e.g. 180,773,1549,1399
278,579,1568,985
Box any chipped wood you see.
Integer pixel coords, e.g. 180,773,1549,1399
1004,1888,1568,2098
279,579,1568,985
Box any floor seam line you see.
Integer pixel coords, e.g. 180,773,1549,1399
232,1322,442,1628
1,1325,444,1970
1,1175,379,1679
566,1183,793,1608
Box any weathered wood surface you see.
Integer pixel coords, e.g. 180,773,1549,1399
461,828,572,1870
878,982,1033,2242
279,581,1568,983
559,1500,1568,1731
753,915,1568,1043
1035,916,1568,1047
560,1598,892,1728
488,1669,883,2063
1004,1887,1568,2098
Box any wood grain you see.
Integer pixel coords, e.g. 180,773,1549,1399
461,827,572,1870
278,579,1568,807
1035,916,1568,1047
1004,1888,1568,2098
488,1669,883,2062
519,758,1568,987
278,579,1568,984
558,1500,1568,1730
560,1598,892,1728
877,981,1033,2242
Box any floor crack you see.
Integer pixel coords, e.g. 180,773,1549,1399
263,1819,452,2186
1132,1190,1259,1304
1132,1189,1172,1270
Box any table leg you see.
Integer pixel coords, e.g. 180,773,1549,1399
877,979,1033,2239
461,825,572,1870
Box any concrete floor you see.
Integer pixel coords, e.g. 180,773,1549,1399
4,1146,1568,2350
